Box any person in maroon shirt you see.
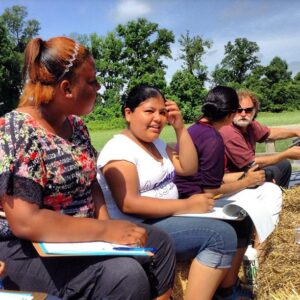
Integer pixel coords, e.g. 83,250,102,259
220,89,300,188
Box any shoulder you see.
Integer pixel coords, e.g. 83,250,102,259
189,122,221,143
68,115,89,136
220,124,239,135
220,124,242,141
250,120,269,132
0,111,39,145
97,134,138,168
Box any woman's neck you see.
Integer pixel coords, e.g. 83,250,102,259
122,128,150,147
122,128,162,161
199,117,223,131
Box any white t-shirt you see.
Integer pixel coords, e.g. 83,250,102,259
97,134,178,222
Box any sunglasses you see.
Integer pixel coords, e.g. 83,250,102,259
237,107,254,114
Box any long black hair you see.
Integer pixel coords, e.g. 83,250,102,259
198,86,239,122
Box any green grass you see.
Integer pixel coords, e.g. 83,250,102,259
255,139,292,153
256,111,300,126
88,110,300,151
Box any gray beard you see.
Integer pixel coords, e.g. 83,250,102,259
233,119,252,127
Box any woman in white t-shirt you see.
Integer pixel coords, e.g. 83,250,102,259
97,84,239,300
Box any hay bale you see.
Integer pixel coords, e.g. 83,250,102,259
173,261,190,300
172,186,300,299
255,185,300,299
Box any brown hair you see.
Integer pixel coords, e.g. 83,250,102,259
19,36,90,107
237,89,260,118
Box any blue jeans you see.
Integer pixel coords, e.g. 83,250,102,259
144,216,237,269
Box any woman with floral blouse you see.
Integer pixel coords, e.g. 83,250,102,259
0,36,175,300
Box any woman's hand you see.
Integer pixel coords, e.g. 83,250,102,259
180,193,215,214
244,165,266,187
101,220,147,247
165,100,184,130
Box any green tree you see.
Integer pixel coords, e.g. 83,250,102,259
264,56,292,84
178,31,212,81
242,66,271,111
0,21,22,115
0,5,40,52
90,32,126,91
116,18,174,91
294,72,300,81
169,70,207,122
212,38,260,85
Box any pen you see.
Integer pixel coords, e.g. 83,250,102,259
113,247,157,253
213,194,223,200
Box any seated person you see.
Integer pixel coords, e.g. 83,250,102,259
174,86,283,299
98,84,246,300
220,89,300,188
0,37,175,300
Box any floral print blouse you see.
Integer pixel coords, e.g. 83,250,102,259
0,111,97,239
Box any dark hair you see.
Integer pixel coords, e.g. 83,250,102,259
19,36,91,107
121,84,166,117
199,86,239,122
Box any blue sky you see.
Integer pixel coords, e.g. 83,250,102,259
1,0,300,81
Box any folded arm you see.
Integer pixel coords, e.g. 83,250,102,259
1,194,147,245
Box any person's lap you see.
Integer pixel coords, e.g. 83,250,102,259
0,225,175,300
144,216,237,268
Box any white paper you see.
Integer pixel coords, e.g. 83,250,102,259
176,185,282,243
0,291,33,300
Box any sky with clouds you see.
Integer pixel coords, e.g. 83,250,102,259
1,0,300,82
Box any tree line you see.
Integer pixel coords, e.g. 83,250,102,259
1,5,300,123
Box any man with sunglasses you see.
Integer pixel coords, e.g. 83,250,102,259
220,89,300,188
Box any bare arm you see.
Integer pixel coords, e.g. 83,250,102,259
165,100,198,176
255,146,300,168
91,180,110,220
204,166,266,195
268,127,300,140
102,160,214,218
1,195,147,246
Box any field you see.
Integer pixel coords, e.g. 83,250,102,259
88,110,300,152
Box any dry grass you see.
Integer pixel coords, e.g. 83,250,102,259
172,186,300,300
255,185,300,299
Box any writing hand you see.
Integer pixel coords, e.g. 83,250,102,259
182,193,215,214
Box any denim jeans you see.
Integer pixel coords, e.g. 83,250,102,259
144,216,237,268
263,159,291,188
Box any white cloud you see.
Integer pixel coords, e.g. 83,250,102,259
114,0,151,22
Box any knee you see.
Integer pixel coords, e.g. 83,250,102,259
195,222,237,268
99,258,150,299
